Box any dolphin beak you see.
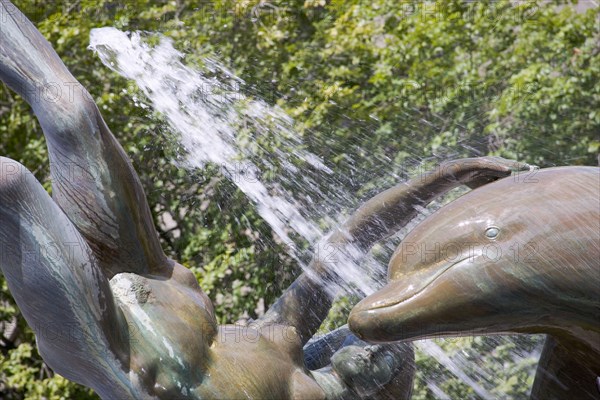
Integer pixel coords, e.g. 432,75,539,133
349,257,473,342
349,280,411,342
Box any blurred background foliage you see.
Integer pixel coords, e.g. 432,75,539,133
0,0,598,398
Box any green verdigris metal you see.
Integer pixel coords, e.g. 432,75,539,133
0,0,540,398
349,167,600,399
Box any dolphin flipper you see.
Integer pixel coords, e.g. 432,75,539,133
0,157,137,398
258,156,530,344
0,0,166,277
532,336,600,400
336,156,532,251
349,166,600,398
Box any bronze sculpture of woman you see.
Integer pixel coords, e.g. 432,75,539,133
0,0,529,398
3,0,584,398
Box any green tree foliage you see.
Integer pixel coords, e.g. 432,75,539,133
1,1,597,398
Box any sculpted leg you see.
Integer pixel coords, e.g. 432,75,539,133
0,0,166,277
0,157,136,398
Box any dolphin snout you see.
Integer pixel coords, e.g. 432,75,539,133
349,257,473,342
349,270,440,342
349,280,408,342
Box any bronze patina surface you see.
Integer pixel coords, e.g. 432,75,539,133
0,0,572,398
349,167,600,399
0,0,398,397
0,0,400,398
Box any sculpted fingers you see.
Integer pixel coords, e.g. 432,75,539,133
437,156,534,189
311,339,415,400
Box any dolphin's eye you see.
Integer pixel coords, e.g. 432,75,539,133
485,226,500,239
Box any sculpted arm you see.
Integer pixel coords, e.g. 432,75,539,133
257,156,532,344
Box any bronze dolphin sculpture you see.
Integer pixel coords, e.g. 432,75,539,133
349,166,600,399
0,0,537,398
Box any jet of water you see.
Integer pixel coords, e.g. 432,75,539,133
88,28,544,398
89,28,382,296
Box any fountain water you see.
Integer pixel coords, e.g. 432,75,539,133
89,27,387,296
88,28,544,399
